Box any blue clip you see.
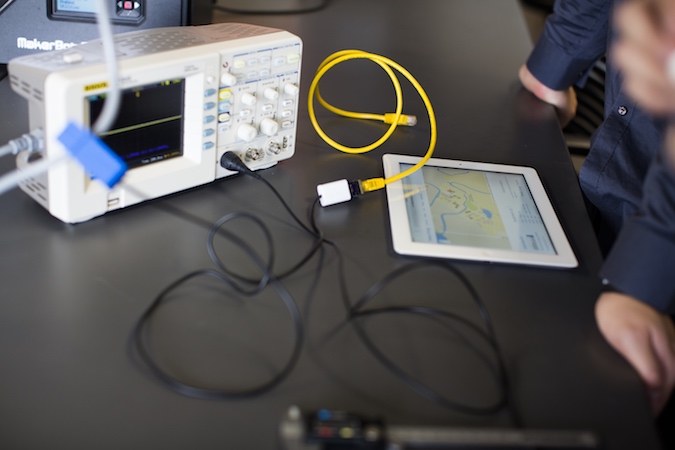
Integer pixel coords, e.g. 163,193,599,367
58,122,127,188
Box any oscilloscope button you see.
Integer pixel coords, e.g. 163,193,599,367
204,102,216,111
204,116,215,124
204,88,216,97
203,129,215,137
203,142,215,150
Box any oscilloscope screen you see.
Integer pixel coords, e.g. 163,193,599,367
88,79,185,169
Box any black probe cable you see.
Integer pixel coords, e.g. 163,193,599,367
303,195,518,420
132,212,305,399
132,153,327,399
344,260,512,416
215,152,326,283
134,152,517,422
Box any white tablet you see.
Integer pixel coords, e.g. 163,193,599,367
382,154,578,268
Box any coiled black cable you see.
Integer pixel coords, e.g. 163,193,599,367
132,212,305,399
132,152,518,424
344,260,512,417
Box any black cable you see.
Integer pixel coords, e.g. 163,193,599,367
350,308,506,415
345,261,512,416
218,152,325,282
132,212,305,399
131,155,327,400
220,152,318,237
140,154,324,284
307,203,519,422
206,211,275,295
133,151,519,424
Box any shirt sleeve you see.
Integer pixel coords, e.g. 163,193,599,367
600,154,675,315
526,0,613,91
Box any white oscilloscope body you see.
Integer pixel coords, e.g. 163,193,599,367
8,23,302,223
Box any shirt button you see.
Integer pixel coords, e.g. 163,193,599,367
618,105,628,116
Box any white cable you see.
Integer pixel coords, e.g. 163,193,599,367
0,144,12,158
0,129,44,159
92,0,120,135
0,0,118,198
0,154,69,197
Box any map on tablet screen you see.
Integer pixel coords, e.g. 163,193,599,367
382,154,577,268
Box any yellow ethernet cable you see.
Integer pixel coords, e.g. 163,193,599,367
309,49,437,206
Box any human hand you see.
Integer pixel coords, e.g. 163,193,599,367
518,64,577,127
595,291,675,415
613,0,675,115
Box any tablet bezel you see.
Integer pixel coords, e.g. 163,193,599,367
382,154,578,268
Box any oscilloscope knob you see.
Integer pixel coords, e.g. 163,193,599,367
263,88,279,101
220,72,238,87
241,92,257,106
283,83,300,96
237,123,258,142
260,118,280,136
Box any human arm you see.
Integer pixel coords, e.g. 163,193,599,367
520,0,610,126
596,0,675,416
595,291,675,415
597,128,675,416
518,64,577,127
597,149,675,416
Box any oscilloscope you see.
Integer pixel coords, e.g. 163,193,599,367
8,22,303,223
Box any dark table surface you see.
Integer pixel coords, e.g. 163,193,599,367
0,1,661,449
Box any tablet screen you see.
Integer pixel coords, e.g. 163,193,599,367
400,163,556,254
383,154,577,268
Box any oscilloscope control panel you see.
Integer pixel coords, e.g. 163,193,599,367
7,23,303,223
213,39,301,179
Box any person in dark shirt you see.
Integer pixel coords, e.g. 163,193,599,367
520,0,665,255
520,0,675,417
598,0,675,417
